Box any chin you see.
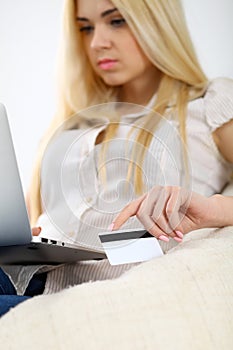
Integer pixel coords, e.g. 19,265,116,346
104,82,121,87
102,78,124,87
99,72,126,87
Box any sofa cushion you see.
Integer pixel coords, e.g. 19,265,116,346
0,224,233,349
0,181,233,349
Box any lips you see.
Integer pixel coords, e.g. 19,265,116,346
98,58,118,70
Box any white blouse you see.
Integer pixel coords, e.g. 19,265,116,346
3,77,233,295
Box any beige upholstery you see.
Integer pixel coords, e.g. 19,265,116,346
0,182,233,350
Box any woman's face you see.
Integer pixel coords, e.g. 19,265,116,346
76,0,158,93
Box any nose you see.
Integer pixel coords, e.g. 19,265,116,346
90,25,111,50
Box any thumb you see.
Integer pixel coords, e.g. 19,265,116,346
31,227,42,236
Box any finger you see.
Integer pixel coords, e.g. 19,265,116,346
150,187,186,241
145,223,170,242
136,189,170,239
151,187,174,235
112,194,146,230
166,191,182,232
31,227,41,236
136,186,162,231
166,188,191,232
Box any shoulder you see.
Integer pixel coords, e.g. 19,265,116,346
203,77,233,131
206,77,233,93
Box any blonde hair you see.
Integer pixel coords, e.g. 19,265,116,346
29,0,208,225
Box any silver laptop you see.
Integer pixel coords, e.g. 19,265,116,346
0,103,106,264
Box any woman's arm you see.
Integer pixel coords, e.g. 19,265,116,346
26,191,41,236
111,186,233,242
112,120,233,242
211,194,233,227
213,119,233,163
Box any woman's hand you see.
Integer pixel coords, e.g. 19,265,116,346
31,227,41,236
111,186,222,243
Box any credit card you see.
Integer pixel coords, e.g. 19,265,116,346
99,228,164,265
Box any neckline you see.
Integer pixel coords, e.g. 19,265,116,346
120,93,157,120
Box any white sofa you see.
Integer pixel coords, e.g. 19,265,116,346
0,183,233,350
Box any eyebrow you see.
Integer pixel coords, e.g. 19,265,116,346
77,8,118,22
101,8,118,18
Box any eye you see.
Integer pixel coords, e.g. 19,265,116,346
110,18,126,28
79,26,94,34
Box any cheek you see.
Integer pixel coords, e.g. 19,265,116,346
121,35,146,61
82,39,94,64
128,43,151,69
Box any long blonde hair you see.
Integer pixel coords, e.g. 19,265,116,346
29,0,208,225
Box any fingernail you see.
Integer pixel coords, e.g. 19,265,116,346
175,231,183,239
158,235,169,242
173,237,183,243
108,223,115,231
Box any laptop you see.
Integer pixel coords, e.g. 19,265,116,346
0,103,106,265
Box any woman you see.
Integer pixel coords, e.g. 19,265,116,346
1,0,233,317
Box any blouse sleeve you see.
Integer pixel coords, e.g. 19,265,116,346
204,77,233,132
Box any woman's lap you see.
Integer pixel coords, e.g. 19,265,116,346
0,267,46,317
0,267,16,295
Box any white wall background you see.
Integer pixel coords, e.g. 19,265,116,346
0,0,233,192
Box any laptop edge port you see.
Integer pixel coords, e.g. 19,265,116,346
50,240,57,244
